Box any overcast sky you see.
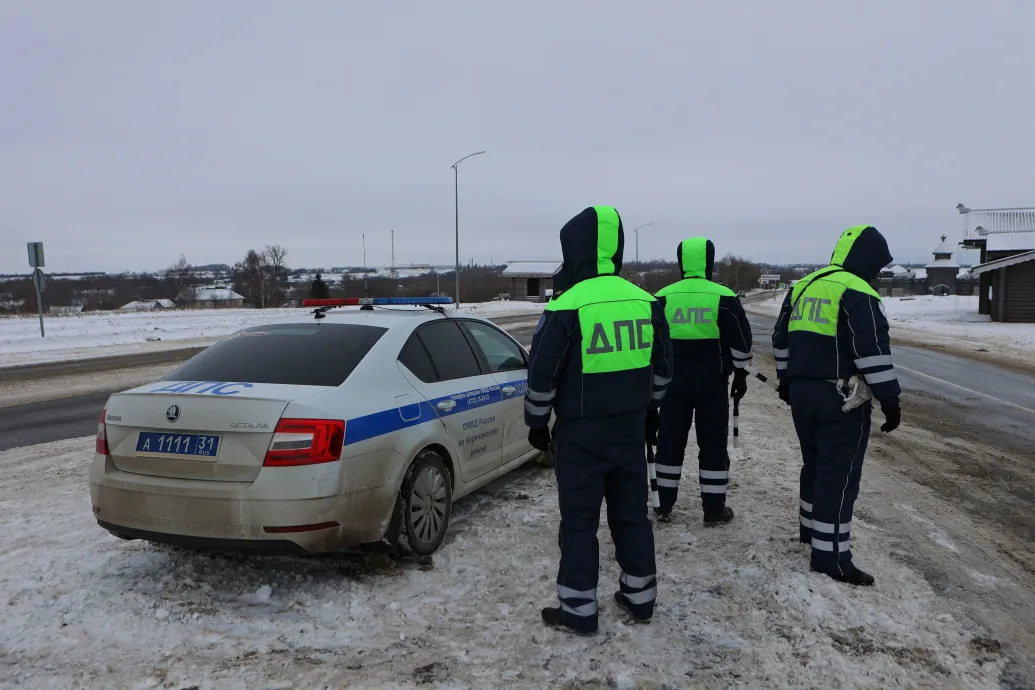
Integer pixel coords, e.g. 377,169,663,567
2,1,1033,274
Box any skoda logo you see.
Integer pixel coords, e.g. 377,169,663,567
166,405,181,423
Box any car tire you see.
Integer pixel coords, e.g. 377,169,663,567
399,450,452,556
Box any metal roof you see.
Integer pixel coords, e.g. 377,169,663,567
969,250,1035,275
960,208,1035,241
985,231,1035,252
502,261,562,277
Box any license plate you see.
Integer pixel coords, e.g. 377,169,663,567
136,432,221,459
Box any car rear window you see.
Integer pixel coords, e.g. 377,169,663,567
162,323,387,387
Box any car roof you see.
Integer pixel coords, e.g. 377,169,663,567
242,308,492,331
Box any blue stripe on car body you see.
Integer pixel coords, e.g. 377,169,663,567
342,380,527,446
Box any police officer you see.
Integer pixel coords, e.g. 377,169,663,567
525,206,673,634
653,238,753,524
772,225,901,586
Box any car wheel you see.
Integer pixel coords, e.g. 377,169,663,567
399,450,452,556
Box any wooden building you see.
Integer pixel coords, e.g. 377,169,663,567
969,250,1035,322
502,261,561,302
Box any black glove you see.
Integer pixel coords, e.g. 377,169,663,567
731,370,748,402
777,380,791,405
645,408,660,447
528,426,551,452
880,406,901,433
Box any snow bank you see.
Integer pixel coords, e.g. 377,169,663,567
0,302,545,368
0,390,1004,688
747,294,1035,365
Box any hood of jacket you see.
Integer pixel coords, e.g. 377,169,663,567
830,225,893,282
676,237,715,280
555,206,625,289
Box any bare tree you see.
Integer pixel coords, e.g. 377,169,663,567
166,255,196,305
262,244,288,307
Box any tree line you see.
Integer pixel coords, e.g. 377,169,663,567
0,248,771,314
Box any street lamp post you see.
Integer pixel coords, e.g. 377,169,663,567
450,150,486,309
632,222,654,264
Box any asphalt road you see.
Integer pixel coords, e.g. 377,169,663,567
0,317,540,452
746,313,1035,450
3,311,1034,453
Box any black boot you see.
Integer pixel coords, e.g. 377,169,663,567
703,506,734,526
613,592,652,623
811,564,875,587
541,607,598,635
653,506,671,522
800,529,811,544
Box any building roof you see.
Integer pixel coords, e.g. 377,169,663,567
985,231,1035,252
181,287,245,301
887,264,910,275
961,208,1035,241
932,236,954,256
502,261,562,278
910,268,928,280
120,298,178,311
969,250,1035,275
925,258,960,269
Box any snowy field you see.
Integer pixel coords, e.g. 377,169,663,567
0,383,1009,689
747,294,1035,367
0,302,546,369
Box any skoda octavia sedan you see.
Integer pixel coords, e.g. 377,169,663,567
91,298,537,556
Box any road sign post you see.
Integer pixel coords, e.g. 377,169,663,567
27,242,46,337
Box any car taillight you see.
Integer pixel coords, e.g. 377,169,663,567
263,419,345,467
96,408,109,455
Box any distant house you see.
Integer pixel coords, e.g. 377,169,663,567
502,261,562,302
119,299,177,312
924,235,962,296
48,305,85,315
958,206,1035,316
176,287,246,309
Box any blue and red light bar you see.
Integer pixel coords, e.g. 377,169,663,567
302,297,454,307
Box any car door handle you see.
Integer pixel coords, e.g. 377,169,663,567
501,386,516,395
436,400,456,412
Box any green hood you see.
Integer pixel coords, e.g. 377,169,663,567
676,237,715,280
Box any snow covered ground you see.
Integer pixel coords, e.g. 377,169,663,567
0,302,546,369
0,384,1009,689
747,294,1035,367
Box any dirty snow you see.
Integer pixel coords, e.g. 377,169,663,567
748,294,1035,367
0,302,545,369
0,387,1007,689
0,364,174,408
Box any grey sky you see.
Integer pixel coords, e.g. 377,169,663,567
2,1,1033,275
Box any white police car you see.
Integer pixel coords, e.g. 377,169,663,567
91,297,537,556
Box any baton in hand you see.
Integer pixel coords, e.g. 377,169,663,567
744,365,780,392
732,397,740,448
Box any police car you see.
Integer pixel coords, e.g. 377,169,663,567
91,297,537,556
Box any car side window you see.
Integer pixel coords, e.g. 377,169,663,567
399,334,439,383
416,321,483,381
462,321,527,372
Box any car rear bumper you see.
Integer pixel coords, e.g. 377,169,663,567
91,455,399,553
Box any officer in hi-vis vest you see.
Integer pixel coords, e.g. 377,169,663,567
525,206,673,634
772,225,901,586
653,238,753,524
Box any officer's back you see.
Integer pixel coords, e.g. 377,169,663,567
524,205,672,635
526,207,672,424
